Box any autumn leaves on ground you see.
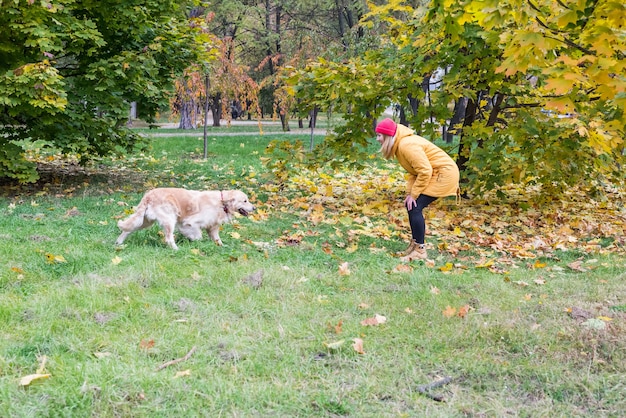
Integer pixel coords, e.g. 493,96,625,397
1,133,625,416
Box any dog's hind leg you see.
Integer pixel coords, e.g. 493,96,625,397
159,218,179,250
116,208,153,245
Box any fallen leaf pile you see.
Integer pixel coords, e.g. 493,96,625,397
255,163,625,269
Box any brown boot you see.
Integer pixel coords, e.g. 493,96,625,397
397,240,418,257
399,243,427,262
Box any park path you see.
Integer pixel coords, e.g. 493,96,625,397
144,120,328,137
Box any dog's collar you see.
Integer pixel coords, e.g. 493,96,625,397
220,191,229,214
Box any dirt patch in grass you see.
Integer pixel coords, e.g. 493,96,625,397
0,161,147,197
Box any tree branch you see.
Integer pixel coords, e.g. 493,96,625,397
528,1,596,56
555,0,570,10
156,346,197,371
416,376,454,402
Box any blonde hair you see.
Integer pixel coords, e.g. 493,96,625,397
379,134,396,160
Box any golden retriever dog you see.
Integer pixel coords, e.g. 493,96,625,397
115,188,255,250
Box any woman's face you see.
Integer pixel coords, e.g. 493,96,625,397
376,133,385,144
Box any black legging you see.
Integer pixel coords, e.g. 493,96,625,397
406,194,438,244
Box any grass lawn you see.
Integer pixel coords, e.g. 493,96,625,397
0,129,624,417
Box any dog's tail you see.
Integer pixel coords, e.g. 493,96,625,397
117,198,150,231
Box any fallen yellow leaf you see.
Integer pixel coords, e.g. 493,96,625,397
324,340,345,350
93,352,112,359
174,369,191,378
476,259,494,268
439,262,454,272
19,373,51,387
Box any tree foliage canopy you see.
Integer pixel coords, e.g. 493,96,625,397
0,0,207,182
286,0,625,199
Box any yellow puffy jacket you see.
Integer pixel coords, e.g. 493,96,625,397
390,124,460,198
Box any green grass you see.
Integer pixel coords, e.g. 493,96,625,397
0,131,624,417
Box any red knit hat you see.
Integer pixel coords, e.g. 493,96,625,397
375,118,397,136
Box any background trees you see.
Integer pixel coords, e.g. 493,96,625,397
2,0,623,199
0,0,206,181
286,0,625,198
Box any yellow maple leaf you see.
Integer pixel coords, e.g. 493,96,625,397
111,256,122,265
346,243,359,253
543,77,575,95
475,259,494,268
439,262,454,272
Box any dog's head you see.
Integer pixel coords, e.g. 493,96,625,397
224,190,255,216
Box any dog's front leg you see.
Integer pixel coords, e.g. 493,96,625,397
179,223,203,241
115,231,131,245
207,225,223,246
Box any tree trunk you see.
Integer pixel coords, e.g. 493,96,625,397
210,93,222,127
203,74,210,159
127,101,137,127
308,107,318,128
309,106,318,151
456,98,477,181
178,93,196,130
408,94,419,117
280,113,290,131
445,97,468,143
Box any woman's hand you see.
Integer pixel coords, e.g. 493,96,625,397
404,195,417,211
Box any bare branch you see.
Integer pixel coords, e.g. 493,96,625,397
416,376,454,402
156,346,197,371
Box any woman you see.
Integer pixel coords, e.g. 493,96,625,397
375,118,459,261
